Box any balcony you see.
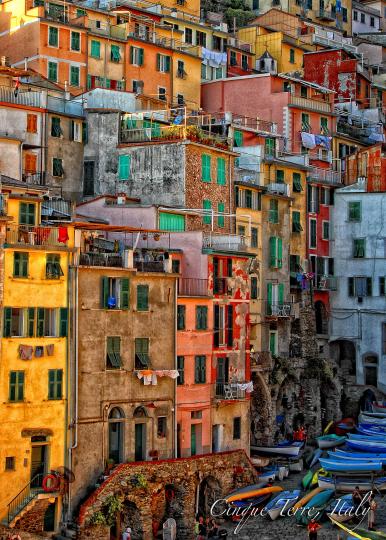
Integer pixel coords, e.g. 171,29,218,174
336,118,383,145
213,277,232,295
234,168,262,186
316,8,336,21
307,168,342,185
127,28,201,58
6,225,68,247
178,278,209,296
203,233,247,252
22,171,46,186
88,20,126,40
80,252,123,267
214,382,247,400
134,260,168,273
289,95,332,114
308,200,319,213
47,96,83,117
266,302,292,318
315,275,337,291
311,32,357,54
266,183,290,196
0,86,43,108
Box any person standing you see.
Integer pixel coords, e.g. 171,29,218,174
368,495,377,530
122,527,131,540
307,519,321,540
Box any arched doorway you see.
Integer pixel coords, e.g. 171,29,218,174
133,406,147,461
315,301,328,335
108,407,125,464
120,500,143,540
363,354,378,387
198,476,221,517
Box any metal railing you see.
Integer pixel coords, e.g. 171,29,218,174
47,96,84,117
6,225,68,247
134,260,166,272
213,277,231,295
128,28,201,57
7,473,44,525
79,252,123,267
88,19,126,39
22,171,46,186
289,95,332,114
316,8,335,20
234,169,262,185
315,275,338,291
308,200,319,213
266,302,292,317
120,124,184,143
178,278,209,296
203,233,247,252
266,183,290,196
307,168,342,184
215,382,246,400
0,86,43,108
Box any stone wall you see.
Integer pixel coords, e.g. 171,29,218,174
13,499,53,535
78,450,257,540
0,524,46,539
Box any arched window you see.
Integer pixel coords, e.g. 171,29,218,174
133,406,147,418
363,354,378,387
108,407,125,464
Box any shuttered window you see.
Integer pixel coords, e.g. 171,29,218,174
48,369,63,399
111,44,121,62
217,202,225,228
217,157,226,185
194,356,206,383
353,238,365,258
25,153,37,173
13,252,28,277
233,417,241,440
348,201,361,222
177,305,185,330
130,46,144,65
234,130,243,147
196,306,208,330
90,40,100,58
137,285,149,311
19,203,36,225
48,61,57,82
251,227,258,248
203,200,212,225
101,277,130,309
159,212,185,231
292,211,303,233
293,172,302,192
70,65,80,87
59,308,68,337
106,336,121,369
269,237,282,268
251,277,258,299
348,277,372,297
201,154,211,182
268,199,278,223
48,26,58,47
46,254,63,279
118,155,131,180
9,371,24,402
276,170,284,183
265,138,275,157
27,114,38,133
156,53,171,72
135,338,149,368
71,31,80,51
310,219,317,248
177,356,184,384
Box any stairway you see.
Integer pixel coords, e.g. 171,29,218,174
3,473,46,528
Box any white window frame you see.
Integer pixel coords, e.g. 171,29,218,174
309,218,317,249
73,121,82,142
159,54,169,73
43,308,57,337
131,46,142,66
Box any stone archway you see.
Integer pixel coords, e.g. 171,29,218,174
198,476,222,518
120,500,143,540
250,373,273,445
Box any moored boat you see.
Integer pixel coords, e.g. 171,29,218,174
263,489,301,520
329,516,373,539
372,403,386,414
226,485,283,504
359,413,386,425
310,448,322,468
349,434,386,441
356,530,386,540
293,486,324,510
319,458,383,473
317,434,346,449
295,489,334,525
328,449,386,463
346,439,386,453
251,441,304,457
302,469,313,489
362,411,386,419
326,494,355,523
318,476,386,492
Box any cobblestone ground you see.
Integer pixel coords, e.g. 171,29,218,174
218,470,386,540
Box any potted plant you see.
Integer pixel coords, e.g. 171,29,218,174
104,458,115,475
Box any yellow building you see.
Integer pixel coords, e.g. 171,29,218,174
0,180,73,532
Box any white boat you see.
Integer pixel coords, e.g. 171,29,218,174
359,413,386,425
372,403,386,414
264,489,301,521
289,459,303,472
251,441,303,457
318,476,386,492
362,410,386,419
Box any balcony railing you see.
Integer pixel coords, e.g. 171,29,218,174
213,277,231,295
266,183,290,196
234,169,262,185
22,171,46,186
128,28,201,58
88,19,126,39
80,252,123,267
311,33,357,54
215,382,246,400
289,95,332,114
307,168,342,185
134,260,167,273
315,275,338,291
308,200,319,213
266,302,292,317
47,96,84,117
178,278,209,296
203,233,247,252
0,86,43,108
6,225,68,247
316,8,336,20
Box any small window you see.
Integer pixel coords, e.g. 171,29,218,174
177,305,185,330
177,355,184,384
137,284,149,311
158,87,166,101
27,114,38,133
196,306,208,330
217,202,225,228
191,410,202,419
234,130,243,147
241,54,248,70
106,336,122,369
342,7,347,22
301,113,310,131
157,417,167,438
202,154,211,182
203,200,212,225
48,26,58,47
185,28,193,44
194,355,206,383
48,369,63,399
251,277,258,299
48,61,57,82
13,252,28,278
353,10,358,20
172,260,180,273
230,50,237,66
130,46,144,66
361,12,365,23
101,277,130,310
118,155,131,181
276,170,284,183
196,31,206,46
320,117,328,134
52,158,63,177
370,16,375,26
111,44,121,63
289,48,295,64
177,94,184,105
353,238,366,258
19,202,36,226
90,40,101,58
251,227,258,248
9,371,24,402
217,157,226,185
70,65,80,87
380,277,385,296
310,218,317,248
300,86,308,98
268,199,279,224
51,117,61,137
177,60,185,78
135,337,149,368
292,211,303,233
238,225,246,236
233,417,241,440
348,201,361,222
265,138,275,157
46,254,63,279
5,457,15,471
293,173,302,192
71,31,80,51
322,221,329,240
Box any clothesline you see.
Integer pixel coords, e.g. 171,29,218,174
300,132,331,150
19,344,55,360
136,369,179,386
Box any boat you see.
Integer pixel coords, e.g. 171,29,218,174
329,516,373,539
326,494,355,523
263,489,301,520
226,485,283,504
310,468,330,487
359,413,386,425
362,411,386,419
295,489,334,525
318,458,383,473
226,482,268,501
250,456,270,468
334,418,356,436
346,439,386,453
318,476,386,492
356,530,386,540
357,426,386,437
328,450,386,463
231,492,272,509
310,448,322,468
302,470,313,489
289,458,303,472
317,434,346,449
251,441,304,457
293,486,324,510
257,469,276,483
372,403,386,414
349,434,386,442
359,424,386,434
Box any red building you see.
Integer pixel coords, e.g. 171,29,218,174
226,42,254,78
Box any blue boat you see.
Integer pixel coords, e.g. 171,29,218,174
264,489,301,520
349,434,386,441
357,426,386,437
317,434,346,449
326,494,354,523
319,458,383,473
310,448,323,468
359,423,386,432
295,489,334,525
346,439,386,453
328,450,386,463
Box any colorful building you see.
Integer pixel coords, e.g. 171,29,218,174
0,178,73,532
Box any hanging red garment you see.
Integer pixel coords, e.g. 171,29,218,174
58,226,69,243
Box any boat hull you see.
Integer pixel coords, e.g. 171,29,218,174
226,485,282,504
318,476,386,492
317,435,346,449
319,458,383,473
251,443,303,457
264,490,300,521
347,440,386,453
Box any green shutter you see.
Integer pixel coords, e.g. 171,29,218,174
218,202,225,227
111,44,121,62
277,238,283,268
130,46,134,64
101,276,109,308
201,154,211,182
118,155,130,180
70,66,79,87
137,285,149,311
49,26,58,47
71,31,80,51
48,61,57,82
278,283,284,304
267,283,273,314
203,200,212,225
234,130,243,147
276,170,284,183
293,173,302,192
165,55,171,72
159,212,185,232
3,307,12,337
19,203,35,225
14,252,28,277
120,278,130,309
59,308,68,337
91,40,100,58
217,157,226,185
27,308,35,337
138,48,144,65
37,308,45,337
269,237,277,267
156,53,161,71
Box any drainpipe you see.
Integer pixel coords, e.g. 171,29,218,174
174,280,178,458
228,154,232,233
19,142,24,181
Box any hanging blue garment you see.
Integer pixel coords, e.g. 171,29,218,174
315,135,331,150
108,296,117,309
173,115,183,125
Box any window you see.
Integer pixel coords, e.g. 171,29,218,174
342,7,347,21
320,117,328,134
76,7,86,17
110,44,121,63
265,138,275,157
27,114,38,133
217,157,226,185
238,225,246,236
268,199,279,224
83,161,95,196
51,117,61,137
251,277,258,299
276,170,284,183
230,50,237,66
292,211,302,233
203,200,212,225
90,40,100,58
301,113,310,131
348,201,361,222
269,330,277,356
70,31,80,51
251,227,258,248
177,356,184,384
353,238,366,258
135,337,149,368
322,221,329,240
310,218,317,248
300,86,308,98
172,260,180,274
293,173,302,192
202,154,211,182
177,305,185,330
194,356,206,383
233,417,241,440
118,155,131,180
13,252,28,278
48,369,63,399
106,336,121,369
217,202,225,228
321,187,330,205
70,120,82,142
3,308,24,337
156,53,170,72
234,130,243,147
48,26,58,47
137,284,149,311
191,411,202,419
158,87,166,101
70,65,80,87
130,46,144,65
289,48,295,64
5,457,15,471
380,277,385,296
370,16,375,26
185,28,192,43
177,60,185,78
157,417,167,438
353,10,358,20
241,54,248,70
101,277,130,309
196,31,206,46
269,237,283,268
36,308,56,337
19,202,36,225
48,61,57,82
196,306,208,330
348,277,372,297
361,12,365,23
46,254,63,279
308,185,319,213
9,371,24,402
52,158,63,177
177,94,184,105
383,323,386,355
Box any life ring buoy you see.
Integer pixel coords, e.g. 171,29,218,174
165,488,175,502
42,473,60,492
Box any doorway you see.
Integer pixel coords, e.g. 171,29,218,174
31,442,48,487
135,423,146,461
43,502,56,531
108,407,125,464
212,424,223,453
191,424,202,456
